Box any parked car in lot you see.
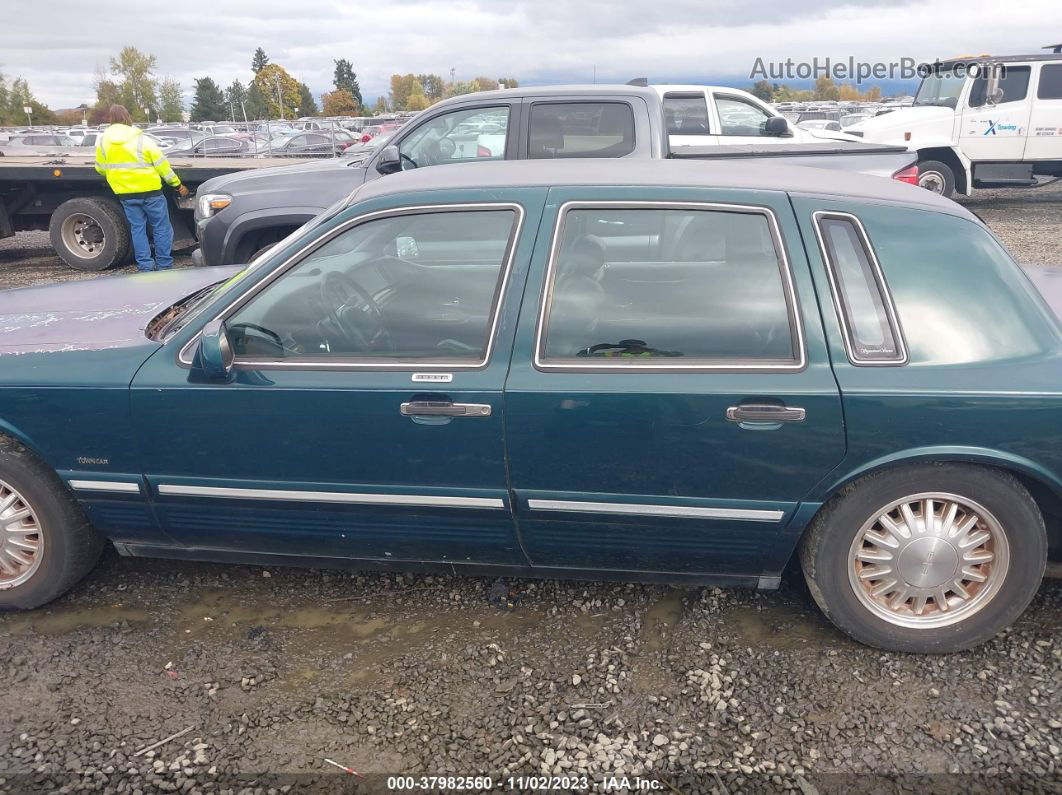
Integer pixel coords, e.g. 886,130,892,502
267,130,358,157
0,158,1056,653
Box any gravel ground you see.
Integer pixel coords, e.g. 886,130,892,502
0,185,1061,794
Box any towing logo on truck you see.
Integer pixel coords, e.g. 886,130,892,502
982,119,1022,135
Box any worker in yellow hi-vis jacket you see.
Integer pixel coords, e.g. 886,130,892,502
95,105,190,271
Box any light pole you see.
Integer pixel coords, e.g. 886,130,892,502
23,105,32,129
273,77,284,119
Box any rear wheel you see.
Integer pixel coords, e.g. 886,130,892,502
801,464,1046,652
0,437,104,610
916,159,955,198
49,196,132,271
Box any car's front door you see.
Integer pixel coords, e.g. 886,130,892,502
132,195,544,566
1026,63,1062,160
503,187,846,580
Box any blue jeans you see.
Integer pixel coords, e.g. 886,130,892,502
120,195,174,271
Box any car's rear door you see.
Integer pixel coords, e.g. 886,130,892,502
503,185,846,581
131,190,546,566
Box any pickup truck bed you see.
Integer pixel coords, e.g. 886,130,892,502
669,141,916,179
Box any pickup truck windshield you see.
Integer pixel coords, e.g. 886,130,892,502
913,70,965,108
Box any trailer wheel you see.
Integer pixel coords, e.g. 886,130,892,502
49,197,132,271
917,160,955,198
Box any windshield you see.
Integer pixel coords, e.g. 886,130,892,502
914,70,966,108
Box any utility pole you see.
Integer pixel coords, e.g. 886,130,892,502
274,76,284,119
23,106,32,128
450,67,455,87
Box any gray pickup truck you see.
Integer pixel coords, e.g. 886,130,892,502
192,84,917,266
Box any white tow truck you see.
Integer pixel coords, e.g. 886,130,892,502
850,44,1062,197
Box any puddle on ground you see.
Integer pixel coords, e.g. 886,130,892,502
1,604,151,635
730,604,847,649
642,589,686,652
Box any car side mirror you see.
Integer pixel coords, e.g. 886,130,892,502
765,116,790,136
196,319,234,378
376,145,402,175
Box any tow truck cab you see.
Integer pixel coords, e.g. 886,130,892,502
850,43,1062,197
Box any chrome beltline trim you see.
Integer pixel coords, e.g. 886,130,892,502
69,480,142,494
527,498,784,522
156,484,506,510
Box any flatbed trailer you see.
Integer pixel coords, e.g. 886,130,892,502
0,154,312,271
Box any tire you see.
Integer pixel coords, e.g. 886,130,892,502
917,159,955,198
49,196,132,271
0,436,104,610
800,463,1046,653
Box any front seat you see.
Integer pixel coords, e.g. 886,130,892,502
545,234,608,357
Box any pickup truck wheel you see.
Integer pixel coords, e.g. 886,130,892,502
49,197,132,271
800,464,1046,653
916,160,955,198
0,437,104,610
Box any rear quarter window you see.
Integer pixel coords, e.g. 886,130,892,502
857,207,1057,365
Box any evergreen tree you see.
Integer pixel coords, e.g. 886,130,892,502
297,82,319,116
252,48,270,75
333,59,363,109
190,77,227,122
245,82,269,120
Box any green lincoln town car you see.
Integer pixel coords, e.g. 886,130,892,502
0,158,1059,653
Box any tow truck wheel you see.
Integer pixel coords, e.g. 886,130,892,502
917,160,955,198
49,197,132,271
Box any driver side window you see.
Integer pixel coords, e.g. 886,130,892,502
397,106,509,169
226,207,519,365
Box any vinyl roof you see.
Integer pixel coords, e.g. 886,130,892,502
352,158,976,220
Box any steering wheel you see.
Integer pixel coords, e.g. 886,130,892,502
228,322,285,353
320,271,394,353
399,152,418,169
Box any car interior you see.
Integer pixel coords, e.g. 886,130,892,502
227,210,515,361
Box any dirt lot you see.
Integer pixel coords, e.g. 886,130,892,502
1,185,1061,794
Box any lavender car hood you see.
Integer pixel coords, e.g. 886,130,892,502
0,266,242,355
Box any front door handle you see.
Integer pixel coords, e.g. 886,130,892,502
726,403,806,423
400,400,492,418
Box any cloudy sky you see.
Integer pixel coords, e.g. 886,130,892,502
2,0,1060,110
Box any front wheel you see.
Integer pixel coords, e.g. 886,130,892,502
800,464,1046,653
0,437,104,610
916,159,955,198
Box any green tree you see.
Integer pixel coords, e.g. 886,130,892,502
253,64,300,119
406,80,429,111
748,79,774,102
190,77,226,122
372,96,387,114
2,76,55,126
389,74,418,110
158,78,184,122
322,89,359,116
333,59,363,109
109,46,158,121
245,82,269,120
297,82,319,116
252,47,269,75
472,76,499,92
418,73,445,102
224,80,247,120
498,77,519,89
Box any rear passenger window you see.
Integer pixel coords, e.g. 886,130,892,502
815,214,906,364
528,103,636,159
664,95,711,135
537,205,801,368
1039,64,1062,100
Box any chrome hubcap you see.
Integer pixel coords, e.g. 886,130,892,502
918,171,946,194
848,493,1009,628
61,213,106,258
0,479,43,590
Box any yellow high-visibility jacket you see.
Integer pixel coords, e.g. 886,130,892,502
95,124,181,198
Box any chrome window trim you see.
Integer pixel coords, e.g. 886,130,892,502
533,200,806,372
69,480,141,494
178,202,526,371
811,210,909,367
527,498,784,522
157,484,506,510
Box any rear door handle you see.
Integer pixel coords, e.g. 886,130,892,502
726,404,806,423
400,400,492,418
